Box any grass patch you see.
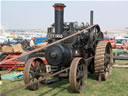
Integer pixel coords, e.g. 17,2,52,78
115,60,128,64
0,68,128,96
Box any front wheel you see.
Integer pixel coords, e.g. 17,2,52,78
69,58,88,93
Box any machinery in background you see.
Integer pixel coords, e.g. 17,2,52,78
34,37,48,45
104,36,128,49
113,49,128,62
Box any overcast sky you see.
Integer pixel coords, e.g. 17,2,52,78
1,1,128,30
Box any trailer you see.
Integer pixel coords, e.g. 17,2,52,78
0,51,46,72
0,52,25,72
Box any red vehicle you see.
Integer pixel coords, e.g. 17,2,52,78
0,53,25,72
0,52,46,72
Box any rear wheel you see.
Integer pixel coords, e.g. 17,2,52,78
94,41,113,81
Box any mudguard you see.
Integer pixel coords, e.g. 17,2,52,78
19,52,44,63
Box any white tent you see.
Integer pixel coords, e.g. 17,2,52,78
115,36,125,40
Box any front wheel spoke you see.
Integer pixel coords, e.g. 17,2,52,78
77,79,81,86
80,69,84,76
30,66,35,72
77,73,81,79
77,66,80,73
80,65,83,71
34,63,38,71
78,79,82,89
77,73,83,80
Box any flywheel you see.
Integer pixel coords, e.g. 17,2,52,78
94,41,113,81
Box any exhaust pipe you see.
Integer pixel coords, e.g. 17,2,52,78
53,3,66,35
90,11,93,25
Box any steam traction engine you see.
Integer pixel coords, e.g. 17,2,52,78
24,3,113,93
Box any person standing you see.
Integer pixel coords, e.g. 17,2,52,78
30,37,35,47
29,37,35,50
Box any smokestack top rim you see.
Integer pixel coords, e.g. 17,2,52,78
53,3,66,10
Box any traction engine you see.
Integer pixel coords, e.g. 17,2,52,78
24,3,113,93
